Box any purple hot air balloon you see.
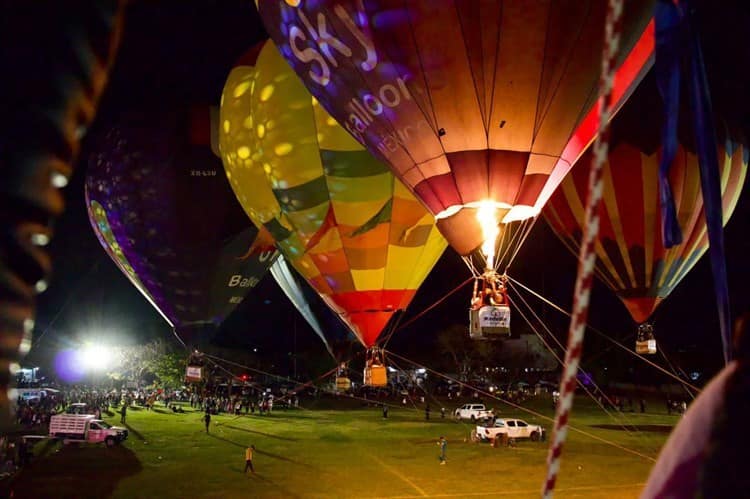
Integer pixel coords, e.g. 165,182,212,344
85,108,278,346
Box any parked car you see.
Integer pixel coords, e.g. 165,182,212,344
503,418,545,441
474,419,508,442
475,418,545,443
454,403,493,422
49,414,128,446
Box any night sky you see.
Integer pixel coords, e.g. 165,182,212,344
29,1,750,383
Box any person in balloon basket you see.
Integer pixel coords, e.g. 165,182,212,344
244,445,255,474
437,436,447,464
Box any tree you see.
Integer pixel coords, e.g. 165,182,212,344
494,334,558,372
111,338,184,387
435,324,498,379
149,352,185,389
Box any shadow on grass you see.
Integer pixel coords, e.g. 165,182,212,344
254,448,316,469
257,414,317,423
123,423,147,442
249,472,303,498
222,425,299,442
589,424,674,433
3,444,142,499
208,435,315,470
262,411,317,420
208,433,246,448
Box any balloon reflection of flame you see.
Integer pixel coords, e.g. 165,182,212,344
477,201,500,272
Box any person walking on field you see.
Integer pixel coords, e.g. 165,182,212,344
203,412,211,433
120,404,127,424
244,445,255,473
438,436,447,464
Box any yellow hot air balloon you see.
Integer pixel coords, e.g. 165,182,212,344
220,41,446,349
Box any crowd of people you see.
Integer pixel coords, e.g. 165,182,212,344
193,391,300,417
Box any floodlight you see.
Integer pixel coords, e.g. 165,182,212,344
79,344,112,371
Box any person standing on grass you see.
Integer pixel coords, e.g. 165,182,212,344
438,436,447,464
244,445,255,473
203,412,211,433
120,404,127,424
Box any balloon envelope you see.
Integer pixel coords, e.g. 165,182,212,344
544,75,748,323
86,110,278,345
270,255,358,361
257,0,655,255
220,41,446,347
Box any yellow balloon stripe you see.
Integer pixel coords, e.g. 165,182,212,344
219,41,447,345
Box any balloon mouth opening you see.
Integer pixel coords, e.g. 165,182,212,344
434,202,538,223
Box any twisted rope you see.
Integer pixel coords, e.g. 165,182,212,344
542,0,624,496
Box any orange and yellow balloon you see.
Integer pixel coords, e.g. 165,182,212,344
219,41,446,347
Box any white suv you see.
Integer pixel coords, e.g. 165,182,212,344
454,403,493,422
504,418,545,441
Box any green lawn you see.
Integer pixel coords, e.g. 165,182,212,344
5,397,675,498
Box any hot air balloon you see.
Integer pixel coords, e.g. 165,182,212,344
256,0,655,339
544,74,748,353
270,254,357,360
219,41,447,382
86,108,278,352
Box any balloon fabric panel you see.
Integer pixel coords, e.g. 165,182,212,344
545,77,747,324
86,111,278,345
270,255,358,361
258,0,655,255
219,41,446,347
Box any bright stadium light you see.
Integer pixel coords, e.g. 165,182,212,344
79,344,113,372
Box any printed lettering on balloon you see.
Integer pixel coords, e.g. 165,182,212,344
282,1,416,151
228,275,260,288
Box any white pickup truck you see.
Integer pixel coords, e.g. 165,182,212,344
49,414,128,447
475,418,545,442
454,403,494,422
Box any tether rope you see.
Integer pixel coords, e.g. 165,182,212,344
658,347,697,400
507,276,702,393
543,1,624,494
379,277,473,347
203,351,411,413
508,293,644,440
199,344,656,462
32,256,103,348
508,292,666,458
386,349,657,463
503,217,538,274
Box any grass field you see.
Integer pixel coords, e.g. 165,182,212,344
5,397,675,498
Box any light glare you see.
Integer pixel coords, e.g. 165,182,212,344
477,201,500,270
79,344,113,372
